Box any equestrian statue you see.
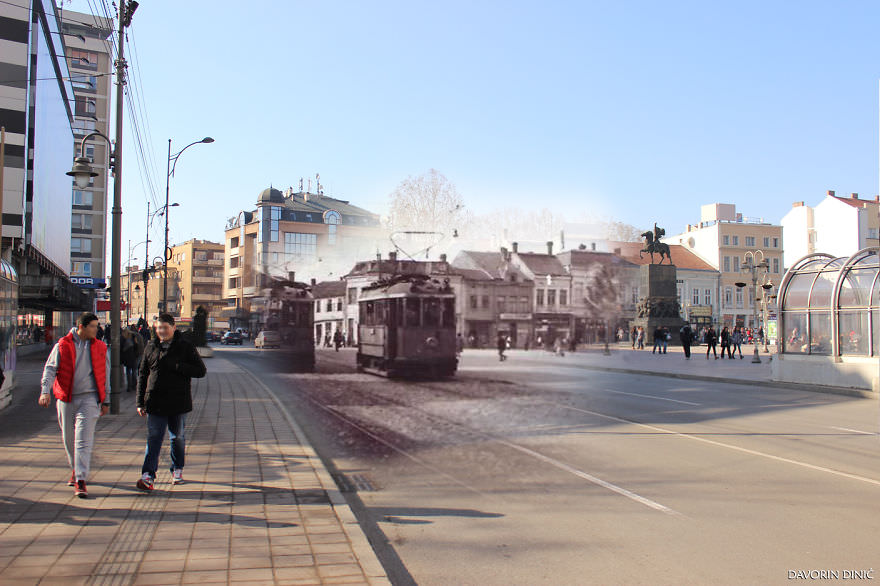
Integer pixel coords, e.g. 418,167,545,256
640,223,672,264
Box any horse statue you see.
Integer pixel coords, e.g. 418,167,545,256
640,224,672,264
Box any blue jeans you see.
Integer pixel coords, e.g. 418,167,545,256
142,413,186,478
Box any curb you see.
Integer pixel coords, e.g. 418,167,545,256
241,367,392,585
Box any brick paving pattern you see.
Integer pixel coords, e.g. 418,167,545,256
0,356,389,585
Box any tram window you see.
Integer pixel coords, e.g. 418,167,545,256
299,304,312,326
364,301,375,325
375,300,387,324
442,298,455,327
405,298,420,326
423,298,441,327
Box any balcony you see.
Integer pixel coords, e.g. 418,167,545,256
192,293,222,301
192,276,222,284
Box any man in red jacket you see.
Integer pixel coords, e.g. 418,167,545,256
38,312,111,498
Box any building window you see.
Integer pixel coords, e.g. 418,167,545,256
519,296,529,312
773,258,780,273
725,287,733,307
560,290,567,306
75,98,96,117
470,295,477,309
723,256,730,273
763,237,770,247
69,49,98,69
72,262,91,276
71,213,92,231
71,238,92,254
326,300,332,312
745,236,755,247
230,256,240,269
632,287,638,304
481,295,490,309
869,228,879,240
773,237,779,248
324,210,340,245
735,288,743,308
496,296,506,313
72,190,93,207
693,288,700,305
536,289,544,307
722,235,730,245
228,277,239,289
283,232,317,260
348,288,358,303
230,236,239,248
733,257,740,272
71,74,97,90
732,235,739,246
270,206,281,241
704,289,711,306
547,289,556,306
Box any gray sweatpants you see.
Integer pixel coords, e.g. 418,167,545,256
56,392,100,481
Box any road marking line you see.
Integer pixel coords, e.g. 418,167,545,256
492,437,681,516
546,401,880,488
601,389,701,406
524,379,702,406
830,426,876,435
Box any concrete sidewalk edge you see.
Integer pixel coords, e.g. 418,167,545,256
242,367,392,585
566,362,878,400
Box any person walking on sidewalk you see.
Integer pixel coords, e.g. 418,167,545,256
636,326,645,350
679,323,693,359
38,312,110,499
630,326,637,350
652,327,663,354
136,313,206,491
705,325,719,359
719,326,732,359
732,326,744,359
496,332,507,361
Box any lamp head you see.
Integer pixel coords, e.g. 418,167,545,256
735,282,747,289
66,156,98,189
201,137,214,143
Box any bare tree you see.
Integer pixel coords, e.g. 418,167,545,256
386,169,470,235
604,220,643,243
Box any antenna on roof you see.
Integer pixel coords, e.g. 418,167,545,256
299,177,303,192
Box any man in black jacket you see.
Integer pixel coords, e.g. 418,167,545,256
136,314,206,491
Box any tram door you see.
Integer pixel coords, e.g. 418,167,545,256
387,299,398,360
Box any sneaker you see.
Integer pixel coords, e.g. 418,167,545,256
172,469,184,485
74,480,88,499
68,471,76,487
136,473,154,491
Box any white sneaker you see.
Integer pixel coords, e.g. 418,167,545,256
172,469,184,485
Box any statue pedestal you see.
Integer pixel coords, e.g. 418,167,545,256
631,264,685,345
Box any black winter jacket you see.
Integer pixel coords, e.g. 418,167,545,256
137,330,206,415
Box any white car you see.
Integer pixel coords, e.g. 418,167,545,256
255,331,281,349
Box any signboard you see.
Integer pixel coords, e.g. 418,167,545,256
688,306,712,317
72,277,107,289
766,320,777,341
499,313,532,321
95,300,128,312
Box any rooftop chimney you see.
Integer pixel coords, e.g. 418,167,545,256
439,253,447,263
792,201,804,208
591,242,596,251
613,247,622,255
288,271,295,282
500,246,509,261
310,278,316,286
388,251,397,262
512,241,518,253
875,196,879,202
827,190,835,196
546,241,553,255
851,193,859,199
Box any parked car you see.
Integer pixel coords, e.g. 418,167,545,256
255,330,281,349
221,331,243,345
205,331,220,343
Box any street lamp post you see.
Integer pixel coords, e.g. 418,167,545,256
66,0,138,415
163,137,214,315
735,251,770,364
127,239,150,324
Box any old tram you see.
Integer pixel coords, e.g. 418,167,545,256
357,274,457,378
262,277,315,372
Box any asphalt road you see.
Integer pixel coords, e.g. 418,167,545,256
219,344,880,586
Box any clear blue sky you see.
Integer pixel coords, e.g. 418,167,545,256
64,0,880,274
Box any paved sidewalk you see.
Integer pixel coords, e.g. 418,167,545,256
0,356,389,585
464,343,875,398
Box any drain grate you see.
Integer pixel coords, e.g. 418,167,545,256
331,472,378,492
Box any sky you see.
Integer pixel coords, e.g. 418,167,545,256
61,0,880,276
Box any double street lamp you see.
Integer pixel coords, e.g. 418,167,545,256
735,250,772,364
163,137,214,314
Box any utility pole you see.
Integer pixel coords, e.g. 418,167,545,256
163,138,171,314
144,200,150,323
108,0,137,415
